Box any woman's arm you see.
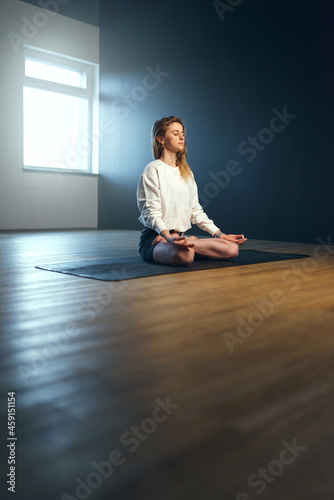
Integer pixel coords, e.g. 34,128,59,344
191,175,247,244
137,166,167,234
190,175,221,235
214,231,247,245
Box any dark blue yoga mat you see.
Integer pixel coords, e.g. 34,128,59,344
36,249,310,281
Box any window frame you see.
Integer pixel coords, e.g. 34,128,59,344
23,45,99,175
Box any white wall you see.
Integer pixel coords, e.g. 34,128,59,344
0,0,99,229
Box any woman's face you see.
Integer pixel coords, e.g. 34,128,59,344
160,122,185,153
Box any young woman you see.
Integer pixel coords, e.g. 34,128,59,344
137,116,247,266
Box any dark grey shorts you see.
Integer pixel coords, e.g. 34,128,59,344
138,227,159,263
139,227,186,263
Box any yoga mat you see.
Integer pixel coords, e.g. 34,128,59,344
36,249,310,281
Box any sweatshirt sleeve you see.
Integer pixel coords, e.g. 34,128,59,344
190,175,220,236
137,165,167,234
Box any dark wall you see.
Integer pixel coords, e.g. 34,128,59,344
99,0,334,243
21,0,99,26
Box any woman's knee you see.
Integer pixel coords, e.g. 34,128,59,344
228,242,239,259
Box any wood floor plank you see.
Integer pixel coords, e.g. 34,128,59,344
0,229,333,500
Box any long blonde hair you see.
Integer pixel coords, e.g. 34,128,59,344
151,116,193,182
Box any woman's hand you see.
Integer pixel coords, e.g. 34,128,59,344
221,233,247,245
168,235,195,249
159,230,195,249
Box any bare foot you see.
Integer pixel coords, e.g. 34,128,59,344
151,234,165,245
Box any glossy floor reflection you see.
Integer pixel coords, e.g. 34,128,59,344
0,229,333,500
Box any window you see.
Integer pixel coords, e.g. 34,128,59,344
23,46,99,173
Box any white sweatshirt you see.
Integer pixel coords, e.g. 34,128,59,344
137,159,220,236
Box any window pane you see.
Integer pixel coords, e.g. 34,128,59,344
25,59,87,88
24,87,89,170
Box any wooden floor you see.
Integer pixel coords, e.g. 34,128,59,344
0,229,333,500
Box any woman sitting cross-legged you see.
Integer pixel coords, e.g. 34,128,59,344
137,115,247,266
